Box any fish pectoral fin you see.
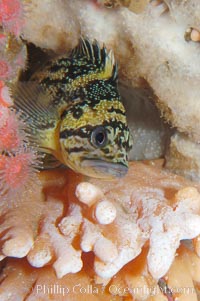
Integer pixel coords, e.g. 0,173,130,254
11,81,56,119
10,81,59,151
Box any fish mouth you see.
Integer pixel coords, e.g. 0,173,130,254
81,159,128,178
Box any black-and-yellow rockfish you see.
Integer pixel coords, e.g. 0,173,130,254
12,38,132,178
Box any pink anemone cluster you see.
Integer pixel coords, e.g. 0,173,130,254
0,5,39,201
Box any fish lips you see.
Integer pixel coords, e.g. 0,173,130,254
81,159,128,179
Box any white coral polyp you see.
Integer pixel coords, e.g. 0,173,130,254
95,200,117,224
75,182,103,206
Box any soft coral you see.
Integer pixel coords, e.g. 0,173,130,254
0,98,40,200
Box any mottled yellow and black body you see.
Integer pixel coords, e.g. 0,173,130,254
12,39,132,178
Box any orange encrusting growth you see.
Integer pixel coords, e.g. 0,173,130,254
0,162,200,300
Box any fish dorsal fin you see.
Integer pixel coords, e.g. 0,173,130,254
71,37,118,81
19,42,57,81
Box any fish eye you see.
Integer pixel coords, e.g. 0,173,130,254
91,126,108,148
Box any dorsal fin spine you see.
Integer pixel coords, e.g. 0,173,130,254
72,38,117,82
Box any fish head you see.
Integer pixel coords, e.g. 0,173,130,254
59,98,132,179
